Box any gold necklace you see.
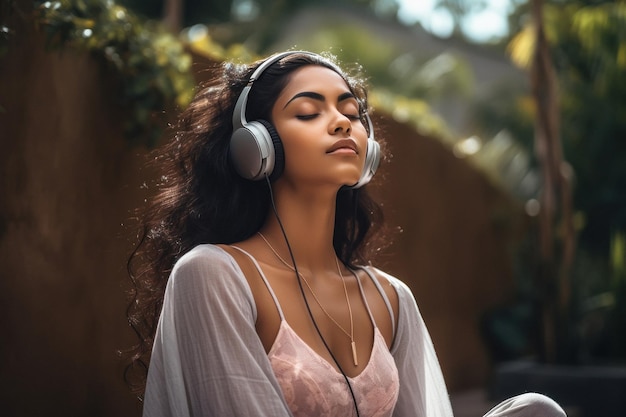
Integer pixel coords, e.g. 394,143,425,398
257,232,358,367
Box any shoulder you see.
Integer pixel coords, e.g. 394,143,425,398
174,244,236,272
360,266,423,329
357,266,416,331
171,244,243,281
363,267,432,357
168,244,250,298
361,265,414,302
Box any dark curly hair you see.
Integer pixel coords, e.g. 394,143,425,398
124,51,387,394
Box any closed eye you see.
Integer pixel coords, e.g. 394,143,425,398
296,114,319,120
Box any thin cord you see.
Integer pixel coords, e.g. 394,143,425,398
264,175,361,417
258,231,359,367
257,232,354,340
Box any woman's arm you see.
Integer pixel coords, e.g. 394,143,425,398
143,245,291,417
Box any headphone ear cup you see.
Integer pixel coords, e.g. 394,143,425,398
351,138,381,189
230,120,283,181
257,119,284,182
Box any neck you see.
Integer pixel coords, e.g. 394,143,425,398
260,184,341,275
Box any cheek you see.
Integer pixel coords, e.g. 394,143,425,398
276,126,312,165
276,124,303,153
355,123,369,147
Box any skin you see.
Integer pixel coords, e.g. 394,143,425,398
221,65,399,378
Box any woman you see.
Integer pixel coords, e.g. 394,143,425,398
127,51,566,417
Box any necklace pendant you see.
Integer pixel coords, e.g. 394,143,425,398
351,340,358,366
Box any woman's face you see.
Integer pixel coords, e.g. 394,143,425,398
271,65,369,189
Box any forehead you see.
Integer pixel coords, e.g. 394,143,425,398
276,65,353,103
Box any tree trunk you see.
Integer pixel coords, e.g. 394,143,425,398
530,0,576,363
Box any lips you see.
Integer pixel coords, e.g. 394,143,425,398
326,139,358,154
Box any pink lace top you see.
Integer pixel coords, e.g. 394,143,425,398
233,247,400,417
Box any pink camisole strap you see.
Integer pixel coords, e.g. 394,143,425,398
230,246,400,417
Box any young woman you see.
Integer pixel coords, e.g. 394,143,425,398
127,51,566,417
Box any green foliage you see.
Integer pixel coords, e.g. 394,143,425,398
482,0,626,365
500,1,626,253
433,0,488,38
370,89,455,143
547,2,626,253
117,0,395,29
606,232,626,361
273,23,400,88
388,51,474,100
36,0,195,146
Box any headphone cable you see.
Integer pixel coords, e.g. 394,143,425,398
264,175,361,417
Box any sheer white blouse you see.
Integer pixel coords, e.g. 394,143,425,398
143,244,453,417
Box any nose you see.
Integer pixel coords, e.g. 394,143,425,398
330,111,352,135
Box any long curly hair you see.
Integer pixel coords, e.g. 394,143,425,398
124,51,387,394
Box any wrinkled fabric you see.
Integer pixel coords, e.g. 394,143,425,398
269,324,399,417
142,244,454,417
484,393,567,417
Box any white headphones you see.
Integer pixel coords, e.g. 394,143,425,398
229,51,380,189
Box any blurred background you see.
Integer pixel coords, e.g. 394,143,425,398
1,0,625,416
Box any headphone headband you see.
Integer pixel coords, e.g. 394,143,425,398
233,51,330,130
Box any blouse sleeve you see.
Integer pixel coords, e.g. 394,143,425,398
142,245,292,417
374,269,454,417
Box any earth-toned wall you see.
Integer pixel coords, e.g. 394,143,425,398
0,11,148,416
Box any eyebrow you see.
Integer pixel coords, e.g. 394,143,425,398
283,91,356,109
